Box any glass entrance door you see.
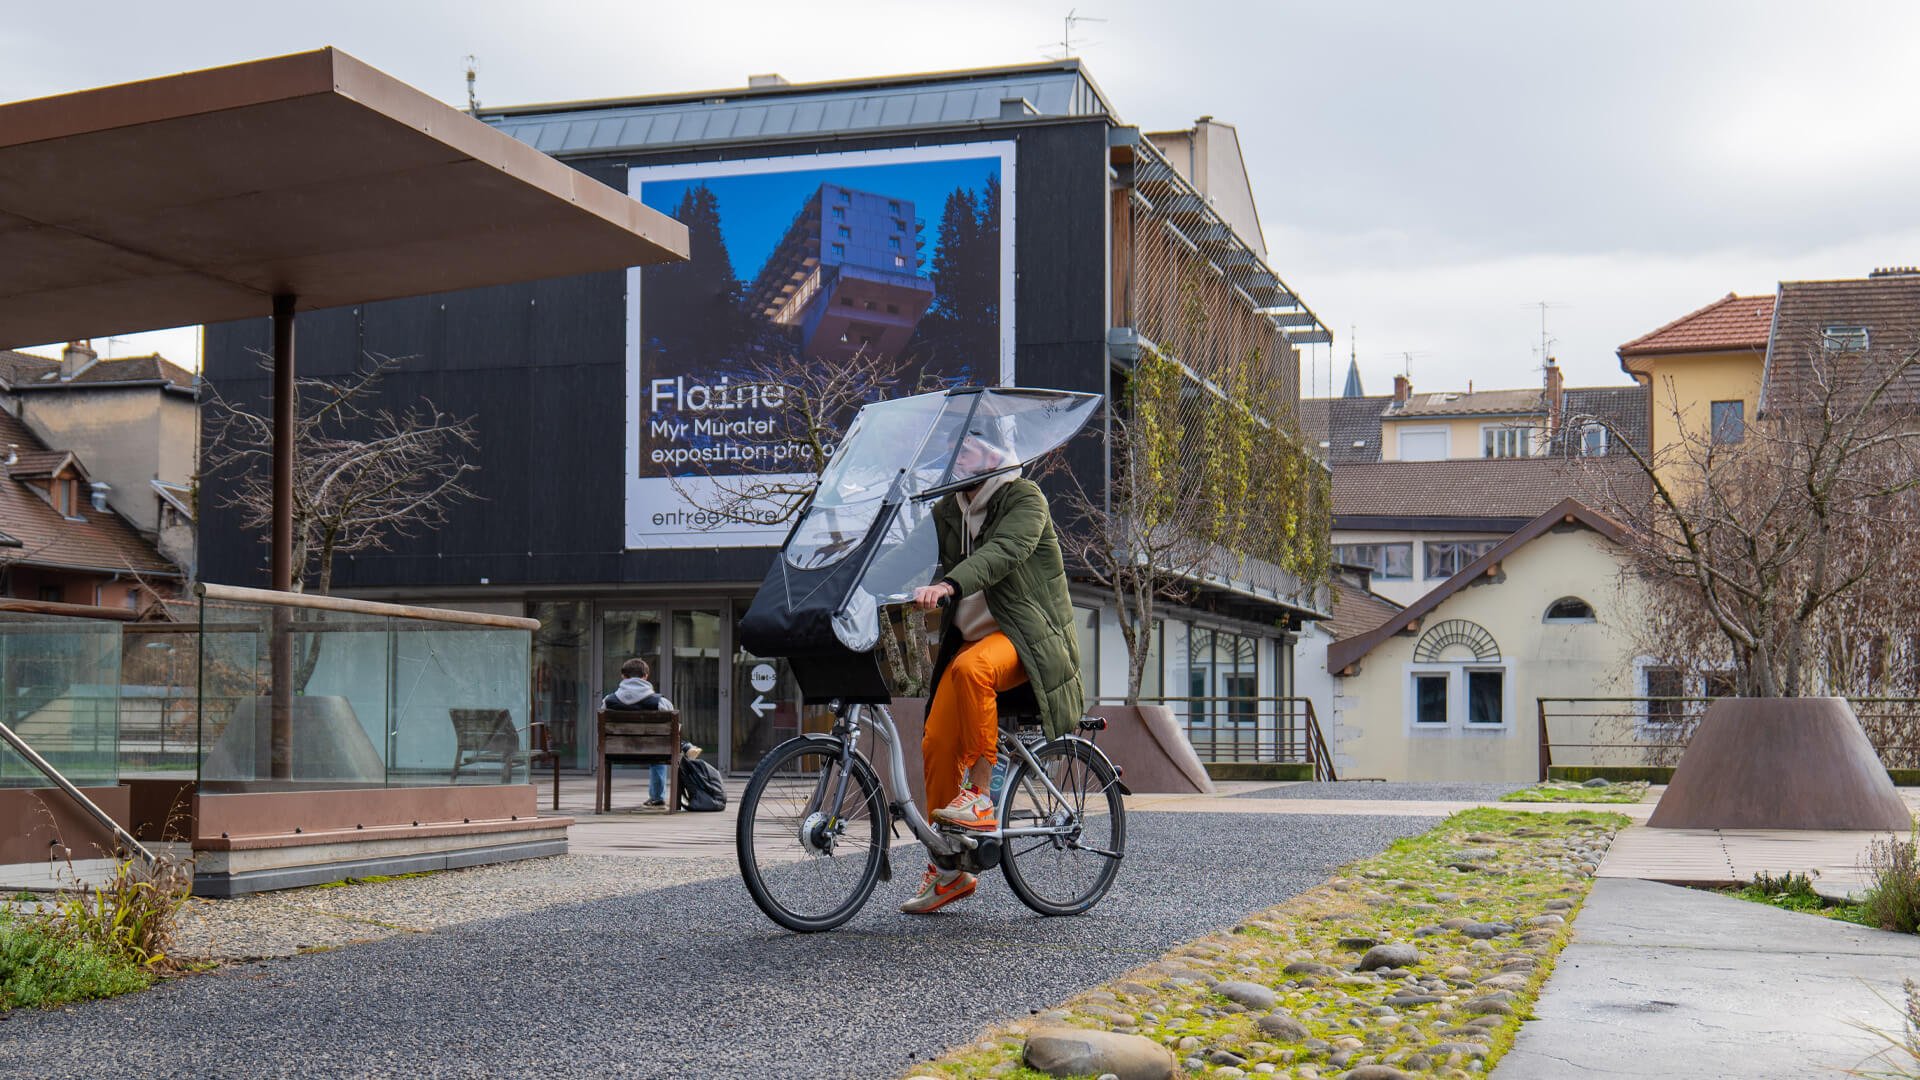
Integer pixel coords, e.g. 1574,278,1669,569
671,609,725,772
730,599,825,773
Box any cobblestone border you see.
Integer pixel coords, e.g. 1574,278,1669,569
907,808,1628,1080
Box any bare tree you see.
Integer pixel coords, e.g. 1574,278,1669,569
1578,329,1920,699
202,354,482,596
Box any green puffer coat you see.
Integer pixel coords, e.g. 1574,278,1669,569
927,477,1084,739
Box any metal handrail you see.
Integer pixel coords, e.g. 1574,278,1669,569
0,718,153,864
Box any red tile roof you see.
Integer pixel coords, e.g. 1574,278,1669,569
1328,576,1403,641
0,410,178,577
1618,293,1774,358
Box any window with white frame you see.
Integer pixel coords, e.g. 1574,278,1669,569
1333,542,1413,580
1397,427,1448,461
1466,669,1504,725
1578,423,1608,456
1482,424,1533,458
1543,596,1596,622
1425,539,1498,579
1412,672,1449,725
1823,324,1870,352
1407,665,1510,728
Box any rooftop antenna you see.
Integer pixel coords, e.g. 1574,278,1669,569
1044,9,1106,59
1528,300,1566,366
464,55,481,115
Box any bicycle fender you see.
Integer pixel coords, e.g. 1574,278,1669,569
1075,737,1133,796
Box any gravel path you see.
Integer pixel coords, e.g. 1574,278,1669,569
1238,781,1526,802
0,811,1436,1079
175,853,742,960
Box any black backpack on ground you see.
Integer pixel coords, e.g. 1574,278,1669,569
679,755,727,812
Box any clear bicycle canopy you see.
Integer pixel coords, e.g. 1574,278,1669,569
777,386,1101,650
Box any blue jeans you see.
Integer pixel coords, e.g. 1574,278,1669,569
648,763,669,803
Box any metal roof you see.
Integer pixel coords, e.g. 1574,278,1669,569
483,64,1107,156
0,48,689,350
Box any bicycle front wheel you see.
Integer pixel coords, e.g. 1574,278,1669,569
736,735,887,933
1000,737,1126,916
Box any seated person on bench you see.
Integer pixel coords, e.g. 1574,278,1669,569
603,658,679,808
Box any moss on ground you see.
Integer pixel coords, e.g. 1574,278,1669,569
0,910,150,1011
905,808,1629,1079
1500,781,1648,804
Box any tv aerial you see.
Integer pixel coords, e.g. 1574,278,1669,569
1043,9,1106,59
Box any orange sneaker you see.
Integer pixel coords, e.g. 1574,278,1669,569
932,785,998,831
900,865,976,913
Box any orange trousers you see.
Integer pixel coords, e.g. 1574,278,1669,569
922,631,1028,812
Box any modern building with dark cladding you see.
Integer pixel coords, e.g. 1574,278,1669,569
200,61,1331,772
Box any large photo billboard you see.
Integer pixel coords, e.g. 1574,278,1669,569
625,143,1016,550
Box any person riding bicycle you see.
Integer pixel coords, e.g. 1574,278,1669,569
900,418,1084,914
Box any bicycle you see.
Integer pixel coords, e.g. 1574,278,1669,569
736,689,1129,933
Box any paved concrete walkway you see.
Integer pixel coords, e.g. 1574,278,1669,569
1497,877,1920,1079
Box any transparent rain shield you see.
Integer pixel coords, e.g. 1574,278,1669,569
779,388,1100,651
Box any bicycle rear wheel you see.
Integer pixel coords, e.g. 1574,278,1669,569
999,737,1126,916
736,735,887,933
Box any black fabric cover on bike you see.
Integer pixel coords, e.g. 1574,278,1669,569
738,501,903,703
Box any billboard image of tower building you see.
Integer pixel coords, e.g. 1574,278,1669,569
745,183,934,363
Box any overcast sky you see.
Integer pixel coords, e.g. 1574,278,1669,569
9,1,1918,394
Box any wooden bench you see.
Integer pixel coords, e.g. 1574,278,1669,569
596,708,681,814
449,708,560,809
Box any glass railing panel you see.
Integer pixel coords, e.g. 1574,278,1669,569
0,611,121,789
389,619,532,787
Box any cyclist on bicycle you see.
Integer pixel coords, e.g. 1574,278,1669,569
900,419,1084,913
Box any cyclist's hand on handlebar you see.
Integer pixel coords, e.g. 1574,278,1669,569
912,583,955,611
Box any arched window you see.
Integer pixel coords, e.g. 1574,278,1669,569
1544,597,1595,623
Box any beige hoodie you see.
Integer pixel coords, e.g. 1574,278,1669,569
951,469,1020,641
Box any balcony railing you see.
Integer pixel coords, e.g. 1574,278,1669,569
1536,696,1920,780
1090,695,1336,780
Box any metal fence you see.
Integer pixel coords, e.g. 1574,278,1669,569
1536,696,1920,779
1091,695,1335,780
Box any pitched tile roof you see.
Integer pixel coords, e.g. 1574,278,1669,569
1762,274,1920,412
1332,456,1642,522
1554,385,1650,456
1618,293,1774,358
0,350,197,394
1300,395,1391,464
0,410,178,577
1327,572,1403,641
1328,499,1625,669
1388,388,1546,418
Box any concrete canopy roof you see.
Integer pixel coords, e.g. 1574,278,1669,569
0,48,689,349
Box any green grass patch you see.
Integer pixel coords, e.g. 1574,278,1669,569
313,870,436,890
1721,870,1872,928
0,910,150,1011
906,807,1630,1079
1502,781,1649,804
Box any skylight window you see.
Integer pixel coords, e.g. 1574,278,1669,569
1822,324,1870,352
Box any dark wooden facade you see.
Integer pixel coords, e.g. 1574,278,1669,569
200,121,1112,594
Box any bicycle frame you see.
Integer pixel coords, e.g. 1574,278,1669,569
826,702,1088,860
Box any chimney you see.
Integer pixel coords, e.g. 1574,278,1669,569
60,340,98,381
89,481,110,513
747,73,790,89
1544,357,1565,433
1392,374,1411,405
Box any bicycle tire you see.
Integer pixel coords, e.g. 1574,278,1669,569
999,736,1126,916
736,735,887,933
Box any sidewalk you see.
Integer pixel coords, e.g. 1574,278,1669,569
1496,877,1920,1078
